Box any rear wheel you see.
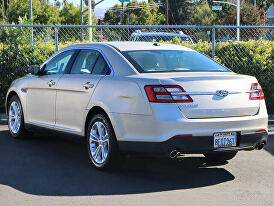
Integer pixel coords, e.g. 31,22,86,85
86,113,122,170
8,95,28,138
204,151,238,162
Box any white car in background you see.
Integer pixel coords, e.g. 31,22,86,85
130,30,194,44
6,42,268,170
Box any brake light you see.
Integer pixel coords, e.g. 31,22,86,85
175,134,193,137
256,129,266,133
250,83,264,100
144,85,193,103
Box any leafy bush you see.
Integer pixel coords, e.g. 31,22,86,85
0,31,273,114
0,27,73,112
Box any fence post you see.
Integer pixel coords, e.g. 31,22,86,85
54,26,59,52
212,27,215,58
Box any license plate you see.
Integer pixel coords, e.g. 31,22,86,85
214,132,237,148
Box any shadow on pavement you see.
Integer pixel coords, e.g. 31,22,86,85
264,133,274,155
0,129,234,196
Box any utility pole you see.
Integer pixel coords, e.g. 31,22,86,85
236,0,240,41
80,0,84,41
88,0,93,42
82,0,104,42
29,0,33,42
165,0,169,25
121,2,125,24
212,0,240,41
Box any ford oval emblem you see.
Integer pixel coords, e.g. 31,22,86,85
216,90,229,97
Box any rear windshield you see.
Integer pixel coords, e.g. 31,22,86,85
122,50,230,73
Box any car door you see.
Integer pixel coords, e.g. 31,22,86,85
55,49,111,134
26,50,76,128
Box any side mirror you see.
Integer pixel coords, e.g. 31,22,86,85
27,65,40,75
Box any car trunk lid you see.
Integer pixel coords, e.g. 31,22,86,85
152,72,260,119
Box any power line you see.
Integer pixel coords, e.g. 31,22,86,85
108,3,163,12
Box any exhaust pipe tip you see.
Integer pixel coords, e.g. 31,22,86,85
257,142,265,150
169,150,179,159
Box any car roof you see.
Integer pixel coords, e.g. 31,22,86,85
106,41,194,51
65,42,195,52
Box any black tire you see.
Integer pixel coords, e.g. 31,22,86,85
7,95,29,139
86,113,122,170
204,151,238,162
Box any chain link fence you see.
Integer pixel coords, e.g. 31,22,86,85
0,24,273,113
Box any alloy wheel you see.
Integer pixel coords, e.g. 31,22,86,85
89,121,110,164
9,101,21,134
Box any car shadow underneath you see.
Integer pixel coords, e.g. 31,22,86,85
0,129,234,196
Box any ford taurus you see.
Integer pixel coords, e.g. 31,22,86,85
6,42,268,170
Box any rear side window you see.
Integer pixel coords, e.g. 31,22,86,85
92,55,111,75
70,50,100,74
122,50,230,73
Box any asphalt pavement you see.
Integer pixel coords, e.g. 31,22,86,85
0,125,273,206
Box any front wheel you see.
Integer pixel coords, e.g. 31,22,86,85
86,113,122,170
204,151,238,162
8,95,28,138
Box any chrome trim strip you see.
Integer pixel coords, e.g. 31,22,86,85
31,121,54,128
54,125,81,133
171,90,256,96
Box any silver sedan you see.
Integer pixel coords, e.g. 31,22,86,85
6,42,268,170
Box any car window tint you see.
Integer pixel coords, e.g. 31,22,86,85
92,55,111,75
70,50,100,74
44,50,74,75
123,50,229,73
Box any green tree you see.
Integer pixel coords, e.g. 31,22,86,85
157,0,193,25
190,4,217,25
104,1,165,25
128,1,165,25
244,0,272,11
219,3,264,25
0,0,9,23
102,4,121,25
59,3,95,25
7,0,61,24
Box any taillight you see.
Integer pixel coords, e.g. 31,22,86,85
256,129,266,133
250,83,264,100
144,85,193,103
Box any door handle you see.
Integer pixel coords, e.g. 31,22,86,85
83,82,94,89
47,80,55,87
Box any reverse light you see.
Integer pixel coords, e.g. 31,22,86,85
144,85,193,103
250,83,264,100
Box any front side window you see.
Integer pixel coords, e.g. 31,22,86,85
44,50,75,75
122,50,230,73
70,50,100,74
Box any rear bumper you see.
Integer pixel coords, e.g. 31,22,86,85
118,132,268,154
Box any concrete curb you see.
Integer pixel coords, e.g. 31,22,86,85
0,113,7,125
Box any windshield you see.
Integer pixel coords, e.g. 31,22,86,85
122,50,230,73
